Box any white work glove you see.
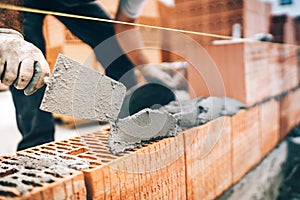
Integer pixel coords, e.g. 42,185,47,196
139,63,187,89
0,28,50,95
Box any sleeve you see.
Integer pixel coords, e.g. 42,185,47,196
119,0,147,19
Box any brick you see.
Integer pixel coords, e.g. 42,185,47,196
16,129,187,200
17,130,120,200
0,155,86,200
190,41,298,106
279,91,297,139
231,107,261,184
4,104,288,200
134,134,186,200
159,0,271,47
281,45,299,92
258,99,280,157
184,117,232,199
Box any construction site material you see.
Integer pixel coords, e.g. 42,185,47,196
184,116,232,199
162,98,201,129
161,96,246,130
40,54,126,122
279,88,300,139
197,96,246,124
109,108,178,155
189,41,299,105
2,86,300,199
0,154,87,199
258,99,280,157
232,107,260,184
158,0,271,61
113,95,245,155
8,129,185,199
270,15,299,45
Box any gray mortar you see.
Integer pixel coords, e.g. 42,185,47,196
0,154,89,196
197,97,246,124
160,97,246,130
160,98,202,130
40,54,126,122
109,108,178,155
110,96,245,154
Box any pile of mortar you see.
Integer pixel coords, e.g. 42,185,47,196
41,55,246,155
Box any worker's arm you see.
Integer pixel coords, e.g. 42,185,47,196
114,0,149,66
114,0,181,88
0,28,50,95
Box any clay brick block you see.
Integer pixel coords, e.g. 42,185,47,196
281,45,299,92
184,117,232,199
16,130,121,200
279,91,297,139
19,129,187,200
231,107,261,184
191,41,297,106
258,99,280,157
133,133,186,200
0,155,86,200
160,0,270,47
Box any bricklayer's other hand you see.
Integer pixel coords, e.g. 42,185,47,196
139,64,185,89
0,28,50,95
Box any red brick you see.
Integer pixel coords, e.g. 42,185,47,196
231,107,260,184
258,99,280,157
184,117,232,199
279,91,298,139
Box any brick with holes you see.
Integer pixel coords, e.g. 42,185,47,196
0,155,86,199
184,116,232,199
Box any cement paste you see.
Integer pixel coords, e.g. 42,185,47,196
40,54,126,122
160,98,202,130
197,96,246,124
161,96,246,130
109,108,178,155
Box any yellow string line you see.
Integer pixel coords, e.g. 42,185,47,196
0,3,233,40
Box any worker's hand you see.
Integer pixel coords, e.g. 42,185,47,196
139,64,184,89
0,28,50,95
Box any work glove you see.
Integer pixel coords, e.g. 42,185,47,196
139,63,187,89
0,28,50,95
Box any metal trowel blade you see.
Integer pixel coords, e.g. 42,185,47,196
40,54,126,122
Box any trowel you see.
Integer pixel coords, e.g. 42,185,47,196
40,54,127,122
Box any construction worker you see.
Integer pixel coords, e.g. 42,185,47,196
6,0,179,150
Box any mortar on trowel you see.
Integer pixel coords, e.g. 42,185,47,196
40,54,179,155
